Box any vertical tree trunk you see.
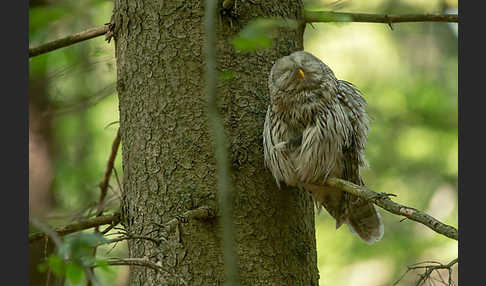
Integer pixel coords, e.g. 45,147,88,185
113,0,318,284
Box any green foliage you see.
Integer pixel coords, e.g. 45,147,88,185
63,232,108,266
39,255,64,275
66,263,85,284
37,232,111,285
40,256,86,284
232,18,298,51
94,258,111,273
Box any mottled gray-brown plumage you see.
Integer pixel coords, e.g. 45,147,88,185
263,51,384,244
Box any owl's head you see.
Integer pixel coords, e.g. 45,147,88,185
268,51,337,96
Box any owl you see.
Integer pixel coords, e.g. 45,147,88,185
263,51,383,244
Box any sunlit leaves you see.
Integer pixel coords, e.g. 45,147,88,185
37,232,110,284
66,263,85,284
63,232,107,265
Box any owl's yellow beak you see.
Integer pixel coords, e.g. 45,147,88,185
297,68,305,79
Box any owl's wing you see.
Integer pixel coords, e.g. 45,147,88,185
337,81,384,243
263,107,297,187
336,80,371,182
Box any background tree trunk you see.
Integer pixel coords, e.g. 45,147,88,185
113,0,318,284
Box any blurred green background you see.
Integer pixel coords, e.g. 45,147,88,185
29,0,458,285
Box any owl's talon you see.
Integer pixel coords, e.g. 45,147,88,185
371,192,397,201
380,192,397,198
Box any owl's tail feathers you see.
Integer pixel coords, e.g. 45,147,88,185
302,183,348,229
303,183,384,244
345,197,384,244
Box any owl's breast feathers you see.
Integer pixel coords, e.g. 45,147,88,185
264,83,364,186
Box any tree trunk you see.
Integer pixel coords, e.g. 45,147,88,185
113,0,318,285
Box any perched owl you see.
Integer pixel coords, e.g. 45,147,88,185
263,51,383,244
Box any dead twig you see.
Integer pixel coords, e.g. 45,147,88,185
95,258,187,285
29,213,121,244
304,11,458,24
29,25,111,58
393,258,458,286
96,129,121,218
148,206,215,236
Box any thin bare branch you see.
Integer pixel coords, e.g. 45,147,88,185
96,129,122,217
29,213,121,244
159,206,215,233
394,258,458,286
414,258,458,286
103,235,163,246
304,11,458,24
30,218,64,249
323,177,458,241
103,258,165,272
88,131,121,286
28,11,457,60
29,25,110,58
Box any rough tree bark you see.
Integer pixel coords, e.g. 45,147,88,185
113,0,318,285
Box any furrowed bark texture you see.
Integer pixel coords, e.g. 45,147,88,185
113,0,317,285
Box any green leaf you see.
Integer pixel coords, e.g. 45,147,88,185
94,258,112,273
47,255,66,276
37,262,49,273
233,34,273,51
66,263,85,284
104,121,120,129
64,232,108,266
232,18,299,52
